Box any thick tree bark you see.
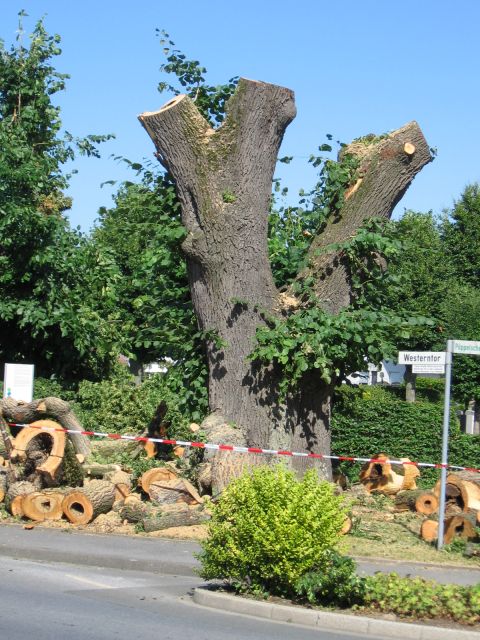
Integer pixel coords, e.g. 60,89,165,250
139,79,432,482
0,397,90,458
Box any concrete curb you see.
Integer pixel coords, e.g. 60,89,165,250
193,587,480,639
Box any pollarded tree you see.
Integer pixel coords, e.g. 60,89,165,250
139,77,432,479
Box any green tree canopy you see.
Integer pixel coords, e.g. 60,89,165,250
0,14,121,380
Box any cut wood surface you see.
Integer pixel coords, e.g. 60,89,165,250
359,454,420,495
104,470,132,502
22,490,64,521
11,420,66,482
341,515,352,535
415,491,439,516
433,472,480,512
62,480,115,524
148,477,203,506
444,513,477,545
5,480,36,515
420,519,438,543
0,396,90,457
10,495,25,517
139,467,178,494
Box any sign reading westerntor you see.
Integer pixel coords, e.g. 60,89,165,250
398,351,446,365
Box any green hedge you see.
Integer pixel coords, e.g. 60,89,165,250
331,385,480,487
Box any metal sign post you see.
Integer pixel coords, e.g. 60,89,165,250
437,340,453,550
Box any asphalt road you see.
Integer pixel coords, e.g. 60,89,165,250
1,523,479,640
0,555,371,640
0,523,479,585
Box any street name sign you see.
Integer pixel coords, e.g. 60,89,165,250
398,351,446,365
452,340,480,355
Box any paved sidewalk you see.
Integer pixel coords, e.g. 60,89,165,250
194,587,480,640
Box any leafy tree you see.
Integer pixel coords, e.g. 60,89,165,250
385,202,480,408
0,13,120,380
442,183,480,287
440,185,480,407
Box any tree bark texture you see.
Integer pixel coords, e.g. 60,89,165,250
139,79,432,481
0,397,91,458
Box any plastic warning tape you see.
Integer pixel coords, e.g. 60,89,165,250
6,421,480,473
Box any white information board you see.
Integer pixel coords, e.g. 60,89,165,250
3,363,34,402
412,363,445,374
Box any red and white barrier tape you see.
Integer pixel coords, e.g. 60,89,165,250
6,421,480,473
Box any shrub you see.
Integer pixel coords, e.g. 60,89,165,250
331,385,480,487
295,550,365,607
74,368,191,439
197,465,346,597
362,572,480,624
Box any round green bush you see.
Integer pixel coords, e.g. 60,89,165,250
197,465,347,597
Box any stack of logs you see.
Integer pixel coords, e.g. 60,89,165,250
0,415,210,532
359,453,480,545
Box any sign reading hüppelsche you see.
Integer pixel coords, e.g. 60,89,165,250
398,351,447,365
452,340,480,355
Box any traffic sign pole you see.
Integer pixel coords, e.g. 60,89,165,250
437,339,453,550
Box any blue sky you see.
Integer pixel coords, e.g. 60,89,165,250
1,0,479,231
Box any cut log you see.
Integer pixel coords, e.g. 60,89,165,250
62,480,116,525
141,505,210,533
0,396,90,457
148,477,203,506
444,513,478,545
5,480,36,516
340,515,352,535
420,519,438,543
0,473,7,502
415,492,439,516
359,454,420,495
90,439,138,460
394,489,426,512
139,467,179,494
118,495,151,523
11,420,66,483
433,472,480,512
83,463,122,479
22,490,64,521
104,470,133,502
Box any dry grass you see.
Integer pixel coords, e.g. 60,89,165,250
339,489,480,567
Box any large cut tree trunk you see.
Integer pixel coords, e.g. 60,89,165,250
0,397,90,458
139,78,432,481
